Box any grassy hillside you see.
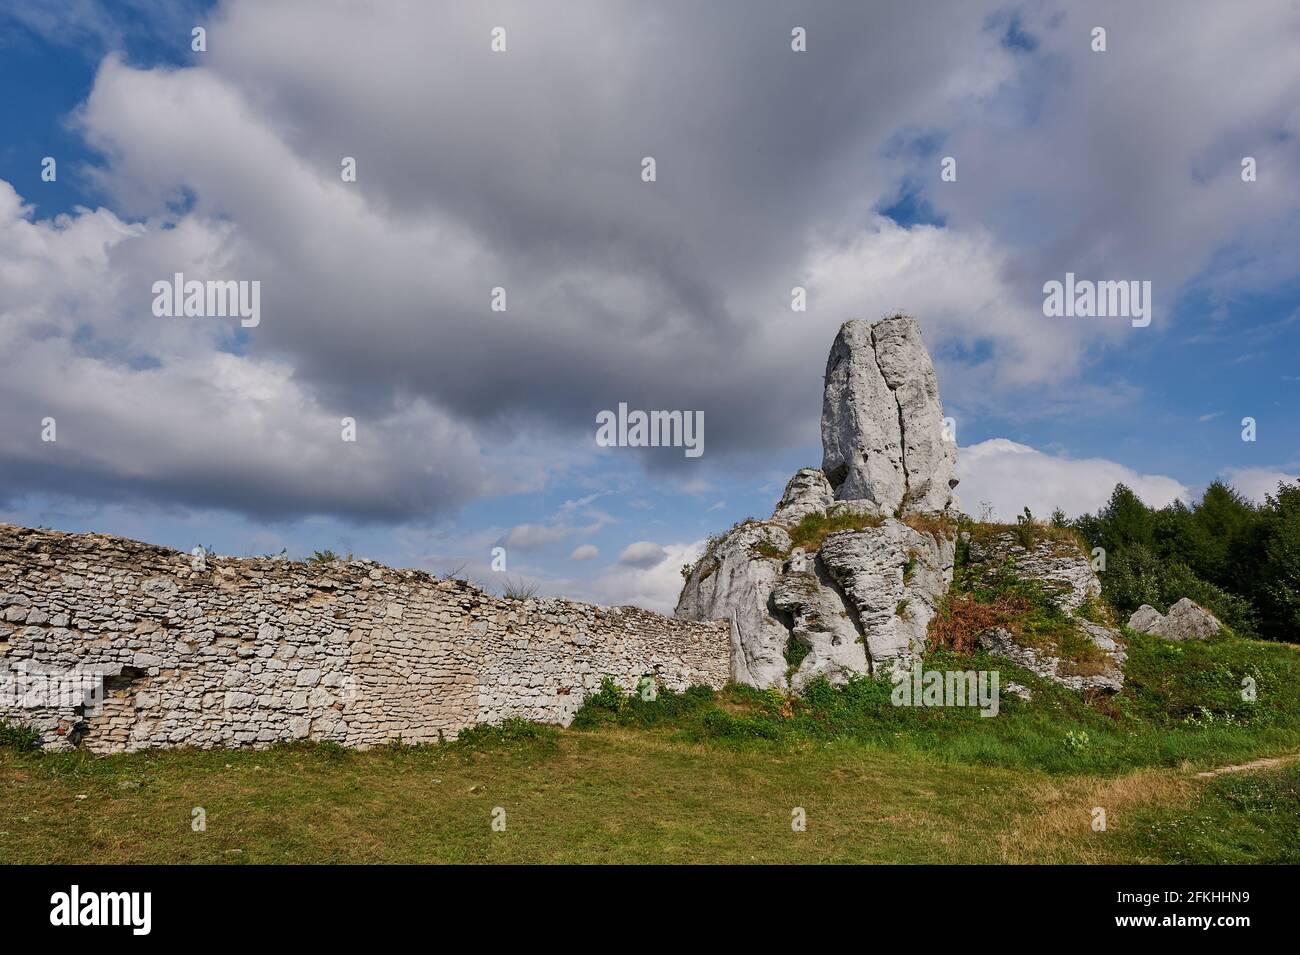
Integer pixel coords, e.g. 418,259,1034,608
2,630,1298,864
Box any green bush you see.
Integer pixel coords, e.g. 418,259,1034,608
0,720,41,752
452,717,559,750
571,679,719,729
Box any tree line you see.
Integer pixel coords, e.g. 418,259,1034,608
1058,480,1300,641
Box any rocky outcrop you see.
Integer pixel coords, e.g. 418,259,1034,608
977,623,1124,694
818,522,954,670
677,315,958,689
1128,599,1222,641
967,530,1101,614
675,521,792,688
771,551,865,691
773,468,835,523
966,531,1126,693
821,316,957,515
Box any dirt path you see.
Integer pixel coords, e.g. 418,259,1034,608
1195,752,1300,778
998,751,1300,863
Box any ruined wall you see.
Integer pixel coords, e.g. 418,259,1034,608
0,525,730,753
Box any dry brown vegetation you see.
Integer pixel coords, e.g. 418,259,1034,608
900,511,957,540
928,592,1029,654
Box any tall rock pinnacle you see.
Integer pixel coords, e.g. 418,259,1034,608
677,313,960,690
820,315,957,514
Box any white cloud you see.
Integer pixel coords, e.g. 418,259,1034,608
617,540,668,568
1218,466,1298,503
590,541,702,614
569,544,598,561
957,438,1189,520
502,523,575,551
5,0,1298,557
0,181,487,520
803,218,1082,389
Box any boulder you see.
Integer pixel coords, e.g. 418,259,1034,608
1127,598,1221,641
1127,604,1164,634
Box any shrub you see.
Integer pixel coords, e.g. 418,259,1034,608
784,635,810,672
571,678,719,729
929,592,1027,654
0,720,41,752
1014,507,1037,548
933,560,1105,669
453,718,558,750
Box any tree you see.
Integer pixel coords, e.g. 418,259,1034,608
1185,481,1258,587
1255,482,1300,641
1096,484,1154,553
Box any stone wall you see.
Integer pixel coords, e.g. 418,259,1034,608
0,524,730,752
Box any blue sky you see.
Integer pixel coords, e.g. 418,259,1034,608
1,1,1297,612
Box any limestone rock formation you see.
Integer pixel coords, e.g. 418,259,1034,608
966,531,1126,693
821,316,958,514
773,468,835,523
967,531,1101,614
771,550,865,691
977,623,1125,694
675,520,792,688
818,521,955,670
677,315,958,689
1128,598,1222,641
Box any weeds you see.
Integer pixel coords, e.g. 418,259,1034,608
0,720,41,752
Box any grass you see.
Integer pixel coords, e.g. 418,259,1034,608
500,578,540,600
563,634,1300,778
1110,763,1300,864
784,509,884,554
3,634,1298,864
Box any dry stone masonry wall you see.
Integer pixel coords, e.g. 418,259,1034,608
0,525,729,753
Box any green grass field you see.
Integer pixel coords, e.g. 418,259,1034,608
2,631,1299,864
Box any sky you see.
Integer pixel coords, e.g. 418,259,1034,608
1,0,1298,614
